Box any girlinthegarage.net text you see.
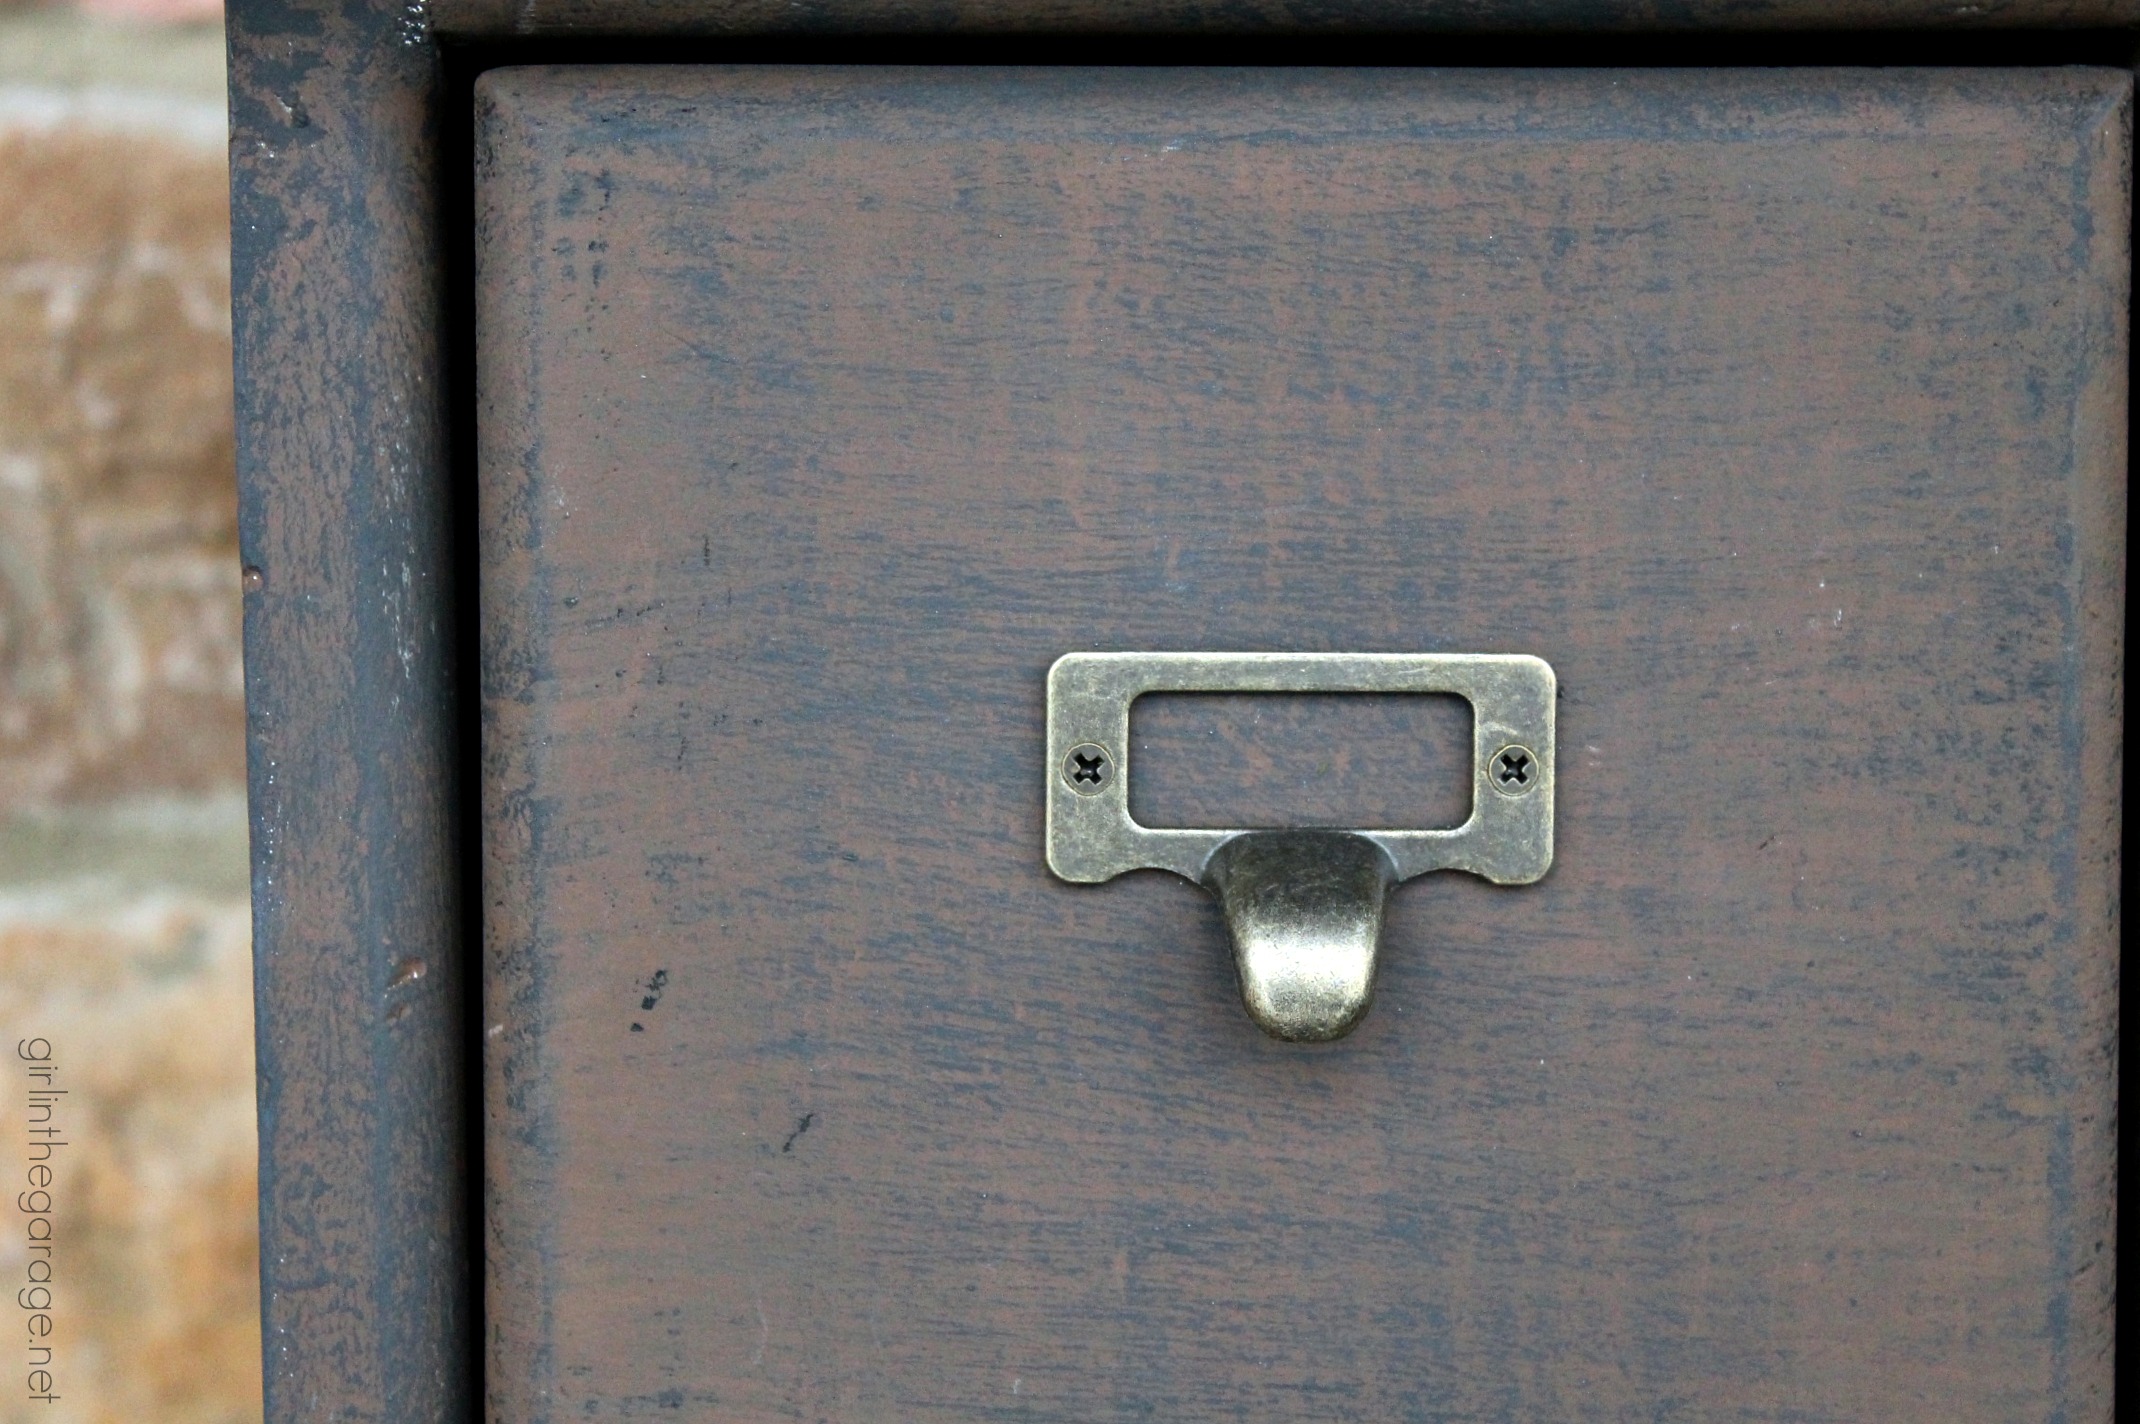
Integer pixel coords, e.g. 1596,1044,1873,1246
17,1039,64,1407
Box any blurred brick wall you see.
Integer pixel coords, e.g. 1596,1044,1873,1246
1,111,241,803
1,4,262,1422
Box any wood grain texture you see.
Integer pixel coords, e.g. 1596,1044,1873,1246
228,1,469,1420
477,67,2124,1423
433,0,2140,36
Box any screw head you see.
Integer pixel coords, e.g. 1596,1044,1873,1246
1061,743,1114,794
1490,744,1541,797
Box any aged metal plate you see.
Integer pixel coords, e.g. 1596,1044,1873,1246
478,67,2123,1422
1046,651,1554,883
1047,651,1556,1041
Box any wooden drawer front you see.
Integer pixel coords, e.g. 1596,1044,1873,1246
476,68,2124,1422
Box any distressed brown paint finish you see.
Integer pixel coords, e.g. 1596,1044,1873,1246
434,0,2140,36
229,1,468,1419
478,68,2123,1422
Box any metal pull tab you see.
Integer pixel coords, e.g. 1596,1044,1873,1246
1045,652,1555,1042
1202,830,1394,1041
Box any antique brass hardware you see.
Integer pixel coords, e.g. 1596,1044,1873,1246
1046,652,1556,1041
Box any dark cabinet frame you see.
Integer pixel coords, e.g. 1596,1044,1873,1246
226,3,2134,1418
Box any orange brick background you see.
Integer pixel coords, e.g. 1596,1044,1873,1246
1,3,261,1421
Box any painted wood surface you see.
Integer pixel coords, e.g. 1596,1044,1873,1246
477,67,2124,1422
434,0,2140,36
228,1,471,1419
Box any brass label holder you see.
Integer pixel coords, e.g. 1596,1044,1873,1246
1045,651,1556,1042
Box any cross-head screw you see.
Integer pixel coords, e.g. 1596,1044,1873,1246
1490,744,1540,797
1061,743,1114,795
